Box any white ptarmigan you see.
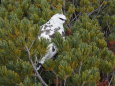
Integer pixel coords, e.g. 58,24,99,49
37,13,66,70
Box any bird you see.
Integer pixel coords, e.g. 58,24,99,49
36,13,66,70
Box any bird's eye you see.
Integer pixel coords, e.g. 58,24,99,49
59,18,65,21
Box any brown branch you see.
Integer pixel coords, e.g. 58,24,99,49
52,71,59,86
25,45,48,86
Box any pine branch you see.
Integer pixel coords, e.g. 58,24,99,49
67,1,106,28
25,45,48,86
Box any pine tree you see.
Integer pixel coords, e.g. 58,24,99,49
0,0,114,86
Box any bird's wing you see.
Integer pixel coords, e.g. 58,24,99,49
38,21,55,41
40,21,53,32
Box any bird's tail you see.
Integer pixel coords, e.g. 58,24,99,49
36,63,43,70
34,55,44,71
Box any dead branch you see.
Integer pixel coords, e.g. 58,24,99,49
88,2,105,16
25,45,48,86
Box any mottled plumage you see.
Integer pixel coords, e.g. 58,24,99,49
37,13,66,70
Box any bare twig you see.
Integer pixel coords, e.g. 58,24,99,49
52,71,59,86
67,12,81,28
69,15,77,25
81,82,85,86
29,37,38,51
25,45,48,86
64,79,67,86
88,2,104,16
70,12,81,23
56,76,59,86
72,0,74,5
108,72,114,86
62,0,66,14
79,62,83,75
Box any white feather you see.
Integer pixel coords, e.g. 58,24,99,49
37,13,66,70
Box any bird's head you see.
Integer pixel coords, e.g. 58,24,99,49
51,13,66,24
